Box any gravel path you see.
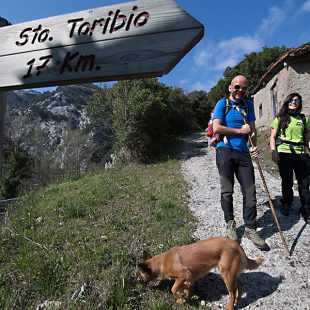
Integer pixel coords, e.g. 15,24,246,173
180,132,310,310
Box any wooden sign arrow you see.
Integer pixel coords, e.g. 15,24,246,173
0,0,204,91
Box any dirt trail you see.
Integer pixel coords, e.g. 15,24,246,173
180,132,310,310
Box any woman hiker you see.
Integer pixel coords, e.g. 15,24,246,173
270,92,310,224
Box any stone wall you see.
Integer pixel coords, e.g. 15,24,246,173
253,58,310,130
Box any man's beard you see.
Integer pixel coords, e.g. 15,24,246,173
232,92,243,102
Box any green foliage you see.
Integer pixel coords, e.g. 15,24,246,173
207,45,289,106
86,87,113,131
109,79,170,161
164,87,193,134
257,129,278,175
230,45,288,92
85,87,115,163
187,90,211,128
86,78,207,163
207,78,229,108
0,160,198,309
0,143,32,199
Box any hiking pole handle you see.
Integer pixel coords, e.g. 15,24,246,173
240,113,291,256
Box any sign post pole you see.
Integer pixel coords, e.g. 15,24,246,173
0,92,7,178
0,17,11,177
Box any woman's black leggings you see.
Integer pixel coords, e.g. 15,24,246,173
278,152,310,208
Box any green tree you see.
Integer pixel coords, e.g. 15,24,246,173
165,86,194,134
0,140,32,199
109,79,169,161
208,45,288,105
187,90,211,129
86,79,204,162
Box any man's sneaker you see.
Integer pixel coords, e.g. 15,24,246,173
300,208,310,224
226,220,238,242
244,228,270,251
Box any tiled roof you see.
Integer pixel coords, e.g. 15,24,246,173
252,45,310,94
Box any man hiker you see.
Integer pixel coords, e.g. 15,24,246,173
212,75,269,251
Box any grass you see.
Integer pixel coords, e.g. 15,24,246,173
0,130,280,309
257,129,278,175
0,159,210,310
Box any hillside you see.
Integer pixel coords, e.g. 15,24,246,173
5,84,113,173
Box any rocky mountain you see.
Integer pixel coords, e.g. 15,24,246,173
5,84,113,173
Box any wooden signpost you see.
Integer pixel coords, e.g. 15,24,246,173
0,0,203,176
0,0,204,91
0,17,11,176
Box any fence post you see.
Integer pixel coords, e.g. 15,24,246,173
0,92,7,177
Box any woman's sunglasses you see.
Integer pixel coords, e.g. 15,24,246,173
287,99,302,104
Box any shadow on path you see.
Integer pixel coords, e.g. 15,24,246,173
194,271,282,308
150,271,282,309
178,133,209,160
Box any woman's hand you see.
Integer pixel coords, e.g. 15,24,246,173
271,150,280,164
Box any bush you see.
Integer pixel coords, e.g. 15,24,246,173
86,79,206,163
0,143,32,199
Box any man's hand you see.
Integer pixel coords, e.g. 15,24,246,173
249,146,259,158
240,124,251,135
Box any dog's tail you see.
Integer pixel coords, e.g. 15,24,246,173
246,257,264,270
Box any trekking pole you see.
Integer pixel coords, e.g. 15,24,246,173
237,107,291,256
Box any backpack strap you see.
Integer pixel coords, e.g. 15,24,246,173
225,98,249,116
224,98,232,116
275,116,281,140
301,113,307,136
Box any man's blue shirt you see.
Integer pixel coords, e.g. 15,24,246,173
213,98,256,153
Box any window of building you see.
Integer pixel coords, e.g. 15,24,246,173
259,103,263,119
271,80,278,117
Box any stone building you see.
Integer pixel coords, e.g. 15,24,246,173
252,45,310,131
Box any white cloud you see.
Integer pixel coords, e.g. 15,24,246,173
193,47,213,66
188,81,211,92
192,35,263,74
214,57,239,71
258,6,285,35
178,79,189,87
300,0,310,12
185,4,290,92
297,0,310,15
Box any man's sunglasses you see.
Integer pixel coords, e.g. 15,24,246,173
287,99,302,104
233,85,247,91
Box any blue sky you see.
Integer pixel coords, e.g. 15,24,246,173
2,0,310,93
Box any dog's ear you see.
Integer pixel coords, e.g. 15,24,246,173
142,250,151,261
138,261,152,274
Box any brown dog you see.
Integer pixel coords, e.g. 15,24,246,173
138,236,263,310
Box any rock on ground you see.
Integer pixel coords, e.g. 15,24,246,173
180,132,310,310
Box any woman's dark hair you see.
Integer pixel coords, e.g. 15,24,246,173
277,92,303,135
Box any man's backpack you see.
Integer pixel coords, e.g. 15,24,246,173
206,98,248,147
